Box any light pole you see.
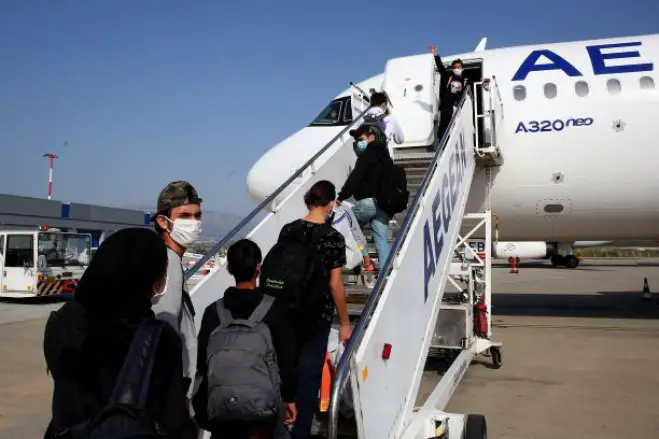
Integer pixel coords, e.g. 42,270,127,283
43,153,58,200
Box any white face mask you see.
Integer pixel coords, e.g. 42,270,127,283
151,278,167,305
167,218,203,247
151,287,165,305
453,68,463,77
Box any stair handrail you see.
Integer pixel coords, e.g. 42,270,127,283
349,82,371,114
328,87,474,439
183,102,372,282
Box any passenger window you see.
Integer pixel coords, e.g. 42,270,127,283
640,76,655,90
311,100,343,126
343,99,353,123
607,79,622,94
544,83,557,99
5,235,34,268
513,85,526,101
544,204,564,213
575,81,589,97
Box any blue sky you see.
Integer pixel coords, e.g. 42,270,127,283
1,0,657,214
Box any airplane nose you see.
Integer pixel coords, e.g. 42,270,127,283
246,159,270,203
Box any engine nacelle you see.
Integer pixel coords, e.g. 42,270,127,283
493,241,553,259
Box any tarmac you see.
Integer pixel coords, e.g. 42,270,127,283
1,258,659,438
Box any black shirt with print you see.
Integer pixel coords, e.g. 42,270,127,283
278,219,346,326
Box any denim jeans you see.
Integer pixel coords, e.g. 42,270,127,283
291,321,332,439
353,198,391,269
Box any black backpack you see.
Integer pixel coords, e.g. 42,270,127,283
260,221,331,327
53,319,167,439
375,158,410,216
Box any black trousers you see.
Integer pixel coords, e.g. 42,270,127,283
436,105,455,148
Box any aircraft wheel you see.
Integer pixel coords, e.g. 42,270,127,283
550,255,564,267
490,346,503,369
564,255,580,269
465,414,487,439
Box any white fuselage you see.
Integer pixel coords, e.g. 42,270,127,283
246,34,659,242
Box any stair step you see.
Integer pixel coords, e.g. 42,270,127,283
347,302,366,317
340,285,370,318
407,174,424,185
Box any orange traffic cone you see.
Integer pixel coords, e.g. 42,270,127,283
509,256,519,274
642,277,651,301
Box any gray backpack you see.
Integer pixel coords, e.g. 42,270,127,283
361,112,387,142
206,295,281,423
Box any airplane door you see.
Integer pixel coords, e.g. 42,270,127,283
3,234,36,295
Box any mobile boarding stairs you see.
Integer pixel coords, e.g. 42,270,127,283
188,53,505,439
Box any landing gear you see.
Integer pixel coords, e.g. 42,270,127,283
489,346,503,369
564,255,580,269
464,414,487,439
550,254,579,269
550,255,564,267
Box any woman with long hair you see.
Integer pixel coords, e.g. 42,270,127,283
43,228,196,439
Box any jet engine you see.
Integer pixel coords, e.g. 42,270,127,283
492,241,556,260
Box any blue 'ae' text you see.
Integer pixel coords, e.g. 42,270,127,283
512,41,654,81
422,132,468,302
515,117,593,134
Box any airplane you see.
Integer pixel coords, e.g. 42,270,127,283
245,33,659,270
470,239,614,268
481,239,659,267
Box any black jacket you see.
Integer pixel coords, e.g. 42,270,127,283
434,54,469,110
338,140,390,202
193,287,297,430
43,300,196,439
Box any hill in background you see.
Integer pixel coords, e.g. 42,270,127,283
126,205,263,242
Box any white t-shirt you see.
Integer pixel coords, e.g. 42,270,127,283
364,107,405,157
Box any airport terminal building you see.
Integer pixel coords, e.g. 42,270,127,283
0,193,151,248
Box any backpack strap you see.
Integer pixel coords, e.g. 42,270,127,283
109,319,166,409
177,266,196,329
248,294,275,323
215,299,234,325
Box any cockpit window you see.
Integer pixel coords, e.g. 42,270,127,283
309,96,353,127
311,100,342,125
343,102,353,123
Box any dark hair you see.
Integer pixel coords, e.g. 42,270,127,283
227,239,262,283
75,228,168,318
304,180,336,208
451,59,464,68
370,92,387,107
154,208,171,235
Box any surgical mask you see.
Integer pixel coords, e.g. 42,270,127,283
453,68,463,77
151,287,165,305
325,204,337,223
151,280,166,305
356,140,368,153
167,218,203,247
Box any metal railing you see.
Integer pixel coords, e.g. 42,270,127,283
183,101,372,282
327,87,474,439
350,82,370,114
